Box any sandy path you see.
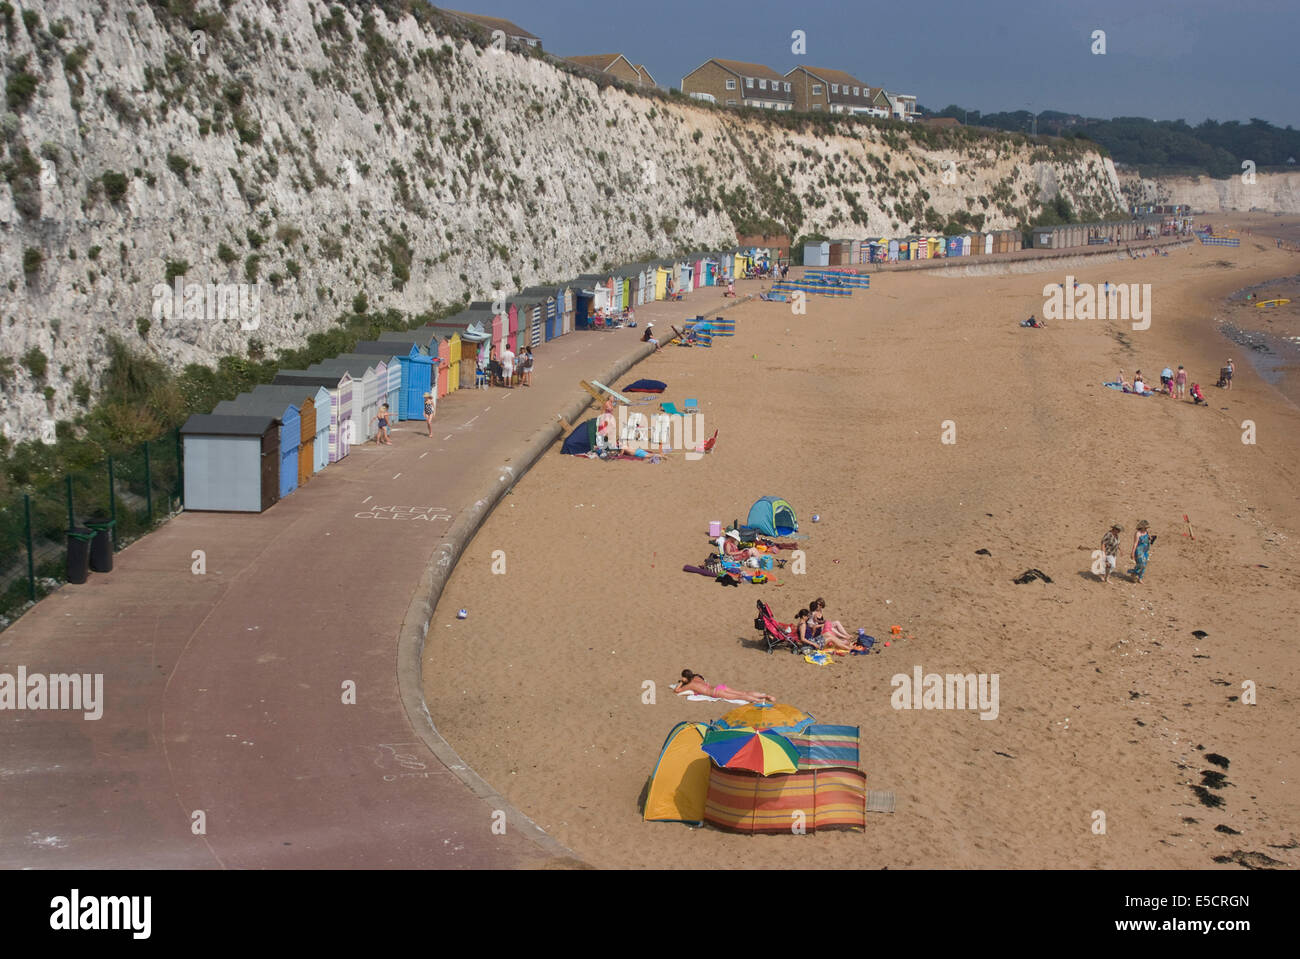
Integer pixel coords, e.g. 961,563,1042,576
424,222,1300,868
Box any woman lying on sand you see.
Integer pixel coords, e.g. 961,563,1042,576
674,670,773,703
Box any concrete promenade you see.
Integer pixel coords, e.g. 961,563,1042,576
0,308,694,868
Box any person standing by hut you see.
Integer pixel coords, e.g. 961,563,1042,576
501,343,515,389
521,347,533,387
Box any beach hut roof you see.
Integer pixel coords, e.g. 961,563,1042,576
352,339,416,356
223,394,299,418
181,413,277,436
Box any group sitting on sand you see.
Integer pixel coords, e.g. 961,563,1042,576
796,599,872,653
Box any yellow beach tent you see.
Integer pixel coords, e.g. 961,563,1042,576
643,721,711,824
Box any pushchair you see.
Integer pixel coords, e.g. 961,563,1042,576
1215,367,1231,388
754,600,807,655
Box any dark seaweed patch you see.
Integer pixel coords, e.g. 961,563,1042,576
1205,753,1229,769
1191,785,1225,808
1215,825,1241,835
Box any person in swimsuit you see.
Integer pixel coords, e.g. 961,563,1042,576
1224,358,1234,390
1175,365,1187,398
372,404,392,445
423,392,436,437
1128,520,1153,584
810,598,861,650
673,670,773,704
795,609,825,649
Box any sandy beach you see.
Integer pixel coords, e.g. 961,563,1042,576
423,216,1300,869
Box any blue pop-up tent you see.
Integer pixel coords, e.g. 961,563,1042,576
745,496,798,536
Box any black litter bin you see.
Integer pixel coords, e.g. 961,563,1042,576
66,528,94,584
86,517,116,573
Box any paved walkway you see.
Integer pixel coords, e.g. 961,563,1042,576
0,304,702,868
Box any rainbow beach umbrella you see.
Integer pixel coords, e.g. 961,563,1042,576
700,726,799,776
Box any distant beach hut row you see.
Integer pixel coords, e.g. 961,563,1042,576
803,231,1023,266
180,247,748,512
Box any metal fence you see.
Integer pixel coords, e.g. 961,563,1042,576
0,430,182,628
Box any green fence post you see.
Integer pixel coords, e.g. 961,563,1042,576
65,474,74,530
175,428,184,509
144,441,153,521
107,457,118,550
24,493,35,602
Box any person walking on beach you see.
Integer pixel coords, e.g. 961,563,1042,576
521,347,533,387
1224,358,1234,391
1128,520,1154,584
1100,523,1122,583
423,391,436,437
1175,365,1188,398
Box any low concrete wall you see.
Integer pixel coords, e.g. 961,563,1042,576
394,339,655,864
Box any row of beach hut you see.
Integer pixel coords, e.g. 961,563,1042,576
178,246,755,512
803,231,1024,267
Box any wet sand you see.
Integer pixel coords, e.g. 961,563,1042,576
423,216,1300,868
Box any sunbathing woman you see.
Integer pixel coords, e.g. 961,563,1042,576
721,529,760,561
674,670,773,704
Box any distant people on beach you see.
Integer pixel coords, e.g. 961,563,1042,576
1160,366,1174,394
641,322,660,351
810,598,862,649
1128,520,1154,584
424,392,436,436
1225,358,1234,390
1117,370,1130,391
674,669,773,704
521,347,533,386
724,278,737,297
1190,382,1206,405
1132,371,1146,393
1100,524,1122,583
1175,365,1187,398
596,398,617,451
1021,314,1045,328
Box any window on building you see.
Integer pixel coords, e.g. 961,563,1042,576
853,86,860,95
831,84,839,94
812,104,822,111
745,77,754,88
725,78,736,90
758,78,767,89
784,82,791,91
726,99,737,106
811,84,822,95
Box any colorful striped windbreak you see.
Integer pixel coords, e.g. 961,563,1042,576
788,724,861,770
704,767,867,834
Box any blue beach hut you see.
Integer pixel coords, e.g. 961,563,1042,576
214,395,301,499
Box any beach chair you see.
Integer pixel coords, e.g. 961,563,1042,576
682,398,698,414
755,601,803,655
660,401,686,417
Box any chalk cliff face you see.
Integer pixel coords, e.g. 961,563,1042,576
1120,171,1300,214
0,0,1124,441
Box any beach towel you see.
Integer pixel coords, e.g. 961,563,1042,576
803,651,834,667
623,379,667,393
1103,382,1153,396
677,691,749,705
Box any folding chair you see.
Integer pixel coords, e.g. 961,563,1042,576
660,401,686,417
682,398,698,414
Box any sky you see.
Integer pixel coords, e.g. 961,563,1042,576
439,0,1299,128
